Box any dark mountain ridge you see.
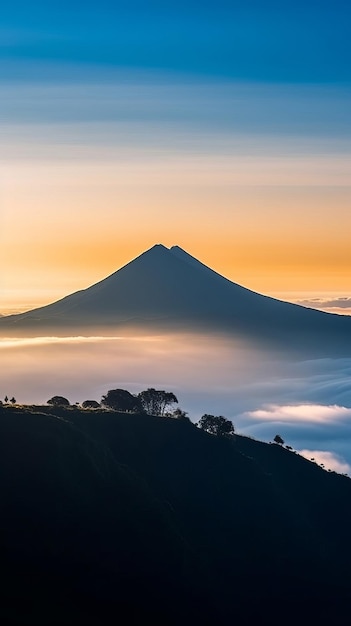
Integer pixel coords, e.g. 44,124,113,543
1,244,350,355
1,403,351,624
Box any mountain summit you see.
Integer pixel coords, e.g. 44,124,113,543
1,244,351,354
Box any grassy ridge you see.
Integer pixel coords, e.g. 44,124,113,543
1,405,351,624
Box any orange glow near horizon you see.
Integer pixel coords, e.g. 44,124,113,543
1,145,351,315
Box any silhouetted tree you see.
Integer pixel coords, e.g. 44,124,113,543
10,397,16,405
172,408,189,420
82,400,101,409
273,434,284,445
47,396,70,407
138,388,178,416
197,414,235,438
101,389,143,413
4,395,8,403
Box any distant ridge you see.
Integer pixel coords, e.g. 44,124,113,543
1,244,351,355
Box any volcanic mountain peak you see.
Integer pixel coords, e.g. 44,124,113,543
143,243,169,254
124,244,232,286
169,244,211,269
0,243,350,356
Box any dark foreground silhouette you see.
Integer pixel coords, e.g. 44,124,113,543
1,404,351,625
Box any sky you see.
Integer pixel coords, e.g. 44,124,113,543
1,2,351,472
1,0,351,315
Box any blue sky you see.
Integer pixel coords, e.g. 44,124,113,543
1,0,350,83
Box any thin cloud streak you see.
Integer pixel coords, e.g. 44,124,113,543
0,335,165,349
3,153,351,187
1,81,351,137
299,297,351,309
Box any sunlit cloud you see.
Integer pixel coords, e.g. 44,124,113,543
237,395,351,471
298,449,351,474
243,403,351,424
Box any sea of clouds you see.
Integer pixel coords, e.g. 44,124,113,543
2,332,351,473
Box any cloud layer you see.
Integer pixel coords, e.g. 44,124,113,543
296,297,351,316
298,449,351,474
243,403,351,424
2,332,351,469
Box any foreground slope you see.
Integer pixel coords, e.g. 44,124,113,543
1,244,350,354
1,404,351,624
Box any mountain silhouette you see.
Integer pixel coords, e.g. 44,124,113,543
1,244,351,355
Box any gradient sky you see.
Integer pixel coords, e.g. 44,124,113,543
1,0,351,314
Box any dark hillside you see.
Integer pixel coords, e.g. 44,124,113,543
1,405,351,624
0,408,203,625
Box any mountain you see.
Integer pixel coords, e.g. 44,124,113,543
1,244,351,355
1,403,351,625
